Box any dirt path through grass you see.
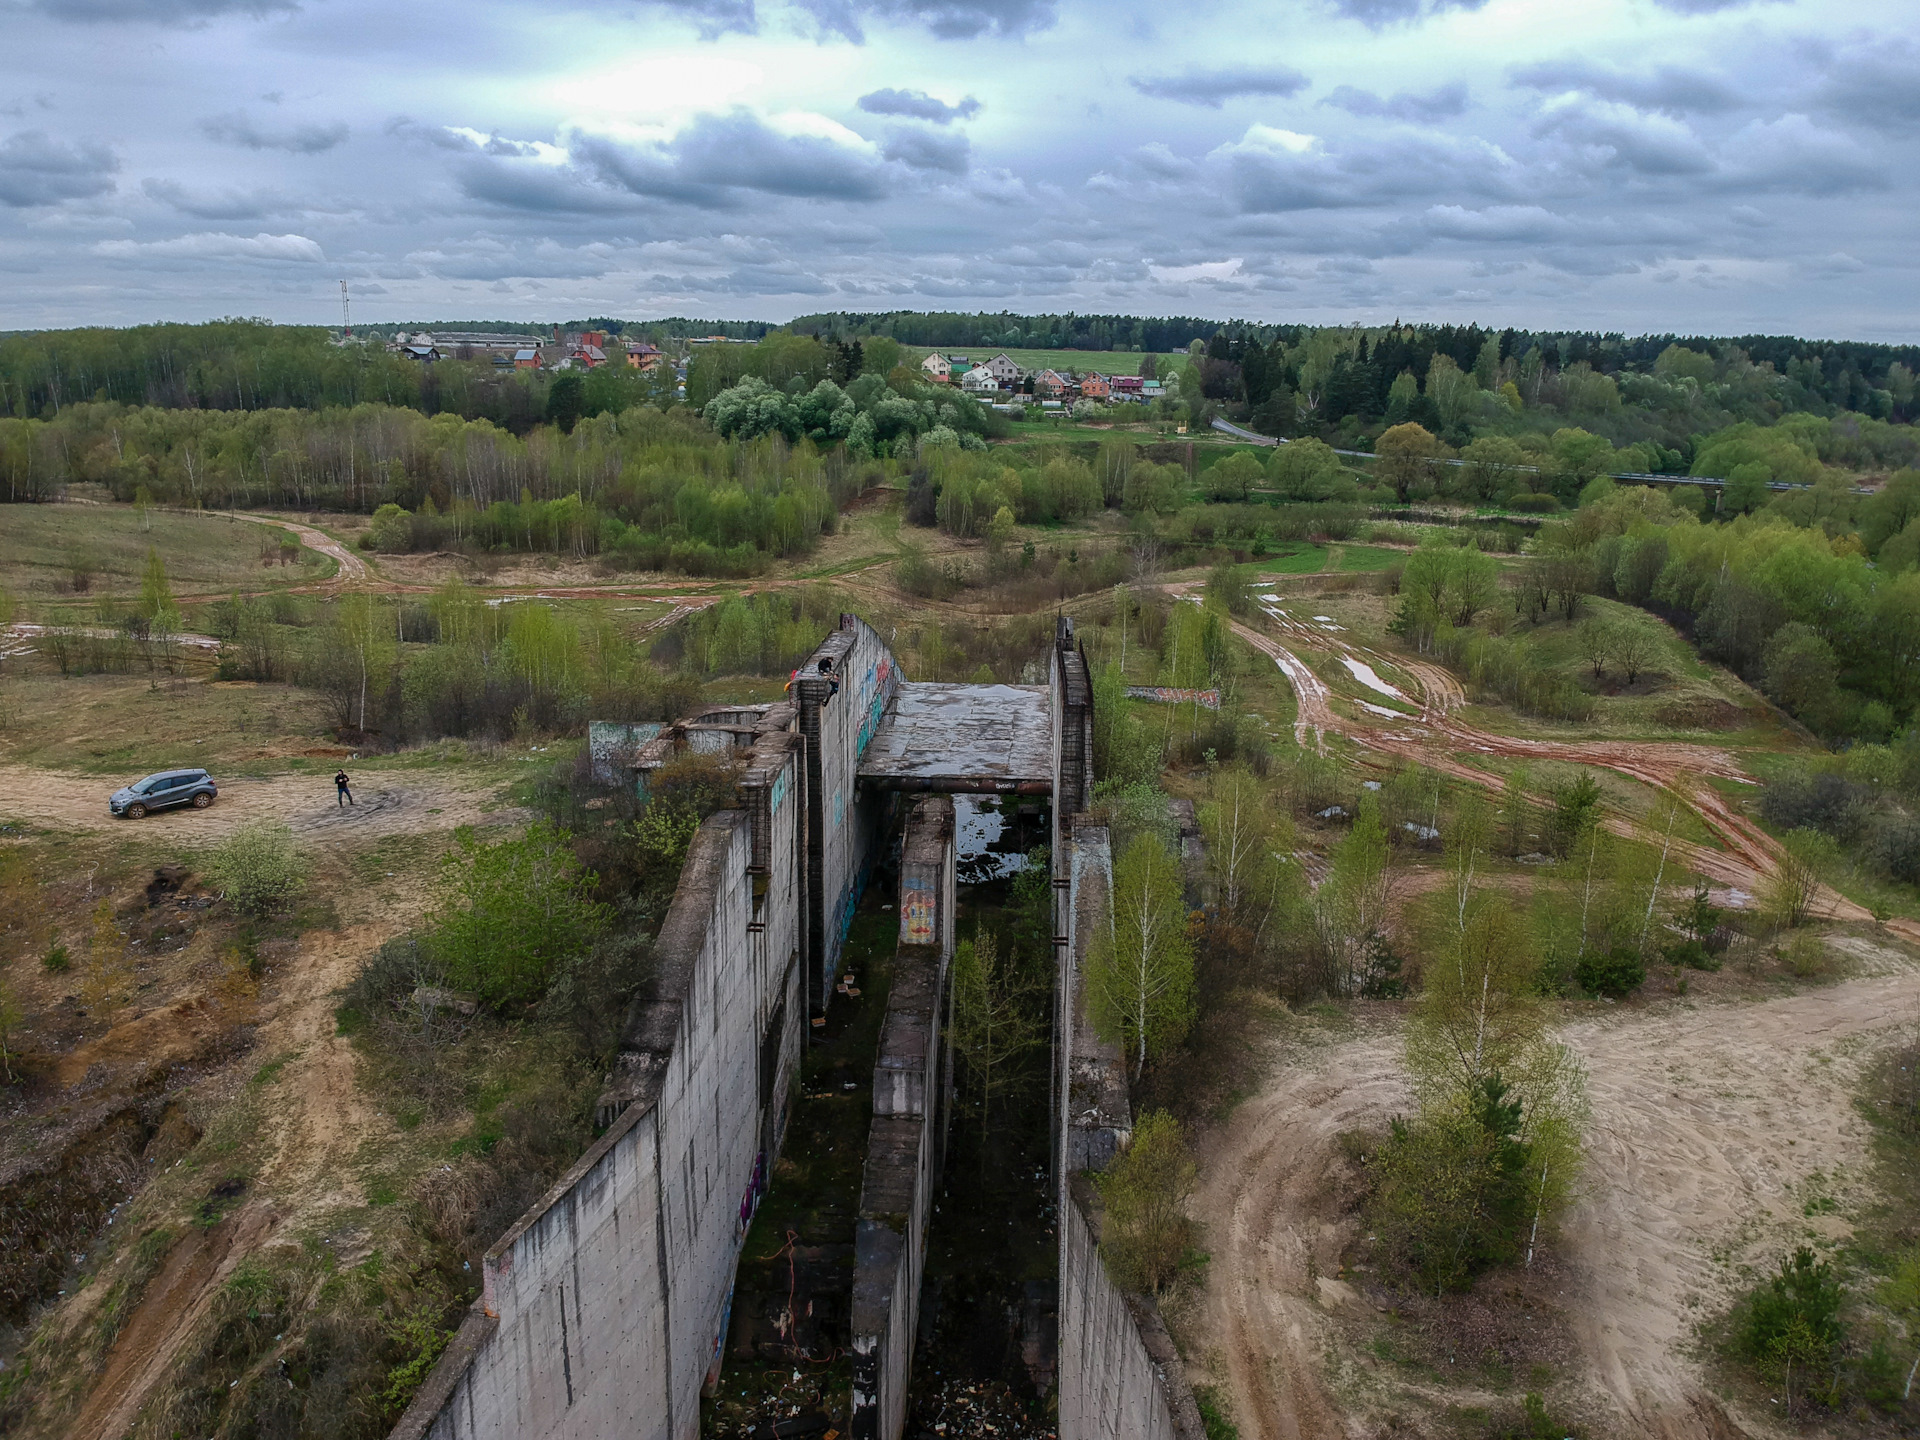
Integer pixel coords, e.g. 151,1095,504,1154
1188,963,1920,1440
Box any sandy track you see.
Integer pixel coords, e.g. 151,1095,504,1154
1191,968,1920,1440
0,763,506,845
1189,591,1920,948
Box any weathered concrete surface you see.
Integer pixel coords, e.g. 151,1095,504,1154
799,615,898,1009
858,682,1053,794
393,710,806,1440
1060,1176,1205,1440
1061,820,1132,1174
850,796,955,1440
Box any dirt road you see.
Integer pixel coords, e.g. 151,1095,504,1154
1185,585,1920,948
0,763,508,845
1190,964,1920,1440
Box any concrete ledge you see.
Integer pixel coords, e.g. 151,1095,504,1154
388,1308,499,1440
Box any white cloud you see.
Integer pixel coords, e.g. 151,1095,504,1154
95,230,325,261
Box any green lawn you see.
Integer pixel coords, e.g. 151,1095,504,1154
1338,544,1403,572
0,504,329,603
1258,544,1329,576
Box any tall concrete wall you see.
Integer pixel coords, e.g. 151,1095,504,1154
1054,816,1203,1440
851,796,955,1440
798,615,900,1012
1060,1177,1204,1440
392,716,807,1440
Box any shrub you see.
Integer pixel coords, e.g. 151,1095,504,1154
1758,771,1869,844
1575,947,1645,998
1367,1075,1536,1292
1098,1109,1196,1295
1780,932,1832,979
207,823,307,917
430,822,611,1009
1661,938,1720,972
1736,1246,1843,1396
41,942,71,974
1861,811,1920,885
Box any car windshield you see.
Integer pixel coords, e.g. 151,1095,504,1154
136,777,167,793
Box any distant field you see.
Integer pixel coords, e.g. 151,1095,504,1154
0,504,328,601
1259,543,1329,575
1338,545,1403,572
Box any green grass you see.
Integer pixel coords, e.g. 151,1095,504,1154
1257,543,1329,576
0,504,330,602
1339,544,1403,573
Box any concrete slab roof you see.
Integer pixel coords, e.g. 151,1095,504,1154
856,682,1052,794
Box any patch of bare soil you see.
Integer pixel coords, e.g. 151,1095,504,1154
1181,967,1920,1440
0,763,506,843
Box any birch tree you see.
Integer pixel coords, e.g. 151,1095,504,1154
950,929,1043,1128
1087,835,1194,1080
1314,793,1392,995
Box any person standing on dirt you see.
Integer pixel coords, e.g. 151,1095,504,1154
335,769,353,807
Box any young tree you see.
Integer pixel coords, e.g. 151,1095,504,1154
1767,827,1838,928
1314,793,1392,994
1501,765,1535,856
1200,763,1272,919
1098,1108,1196,1295
1375,423,1440,501
949,929,1043,1128
1445,792,1491,935
136,546,176,625
1087,834,1195,1079
1609,618,1662,685
1577,618,1613,677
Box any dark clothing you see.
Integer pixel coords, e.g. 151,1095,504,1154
335,771,352,807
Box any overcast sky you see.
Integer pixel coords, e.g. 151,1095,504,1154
1,0,1914,338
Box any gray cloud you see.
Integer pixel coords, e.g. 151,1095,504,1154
0,129,118,206
16,0,293,21
141,176,293,219
573,110,891,207
857,88,980,123
1220,129,1521,213
1509,58,1743,115
1715,114,1886,195
1532,102,1716,177
1816,47,1920,133
881,127,969,173
1648,0,1784,12
1322,82,1469,121
655,0,1054,40
1326,0,1488,29
200,111,349,153
1130,64,1309,107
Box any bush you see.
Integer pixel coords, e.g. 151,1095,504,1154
1759,772,1869,844
1661,938,1720,972
1575,947,1645,998
41,942,70,974
1098,1109,1196,1295
1736,1246,1843,1390
1862,811,1920,885
1367,1075,1535,1292
429,822,610,1009
207,823,307,917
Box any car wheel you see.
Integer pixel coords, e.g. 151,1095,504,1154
127,803,147,820
192,793,212,809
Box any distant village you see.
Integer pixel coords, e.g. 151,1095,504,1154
375,329,1174,417
918,350,1168,409
382,326,683,375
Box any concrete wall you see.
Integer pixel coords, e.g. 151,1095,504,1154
851,797,955,1440
1054,815,1203,1440
797,615,900,1012
393,722,806,1440
1059,1177,1204,1440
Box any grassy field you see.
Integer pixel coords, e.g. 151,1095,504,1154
0,505,329,604
1258,543,1329,575
1338,544,1403,572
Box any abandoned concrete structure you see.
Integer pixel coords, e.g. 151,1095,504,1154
391,615,1199,1440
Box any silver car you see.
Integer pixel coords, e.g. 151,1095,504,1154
109,769,218,819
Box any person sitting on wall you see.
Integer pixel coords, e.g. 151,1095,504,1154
818,656,841,699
